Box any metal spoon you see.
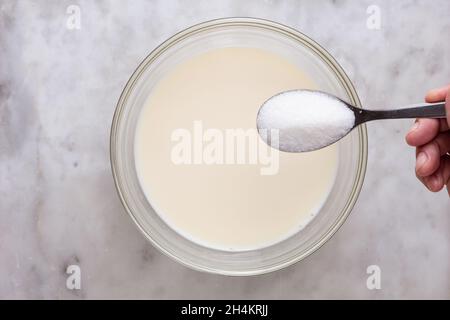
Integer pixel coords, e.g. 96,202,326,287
256,90,447,152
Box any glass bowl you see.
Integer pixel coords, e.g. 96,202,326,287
110,18,367,276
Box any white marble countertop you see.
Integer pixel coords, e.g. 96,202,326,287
0,0,448,299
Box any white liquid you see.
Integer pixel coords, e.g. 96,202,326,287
257,90,355,152
135,47,338,251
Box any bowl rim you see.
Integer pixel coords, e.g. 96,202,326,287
110,17,368,276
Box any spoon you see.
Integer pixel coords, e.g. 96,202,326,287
256,89,447,153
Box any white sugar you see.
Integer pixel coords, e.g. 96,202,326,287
257,90,355,152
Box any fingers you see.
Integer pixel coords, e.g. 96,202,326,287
438,117,450,132
431,165,447,192
408,85,450,195
425,84,450,103
426,85,450,128
416,156,450,193
415,132,450,177
447,88,450,129
406,85,450,147
406,118,441,146
443,158,450,194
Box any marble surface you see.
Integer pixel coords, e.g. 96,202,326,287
0,0,449,299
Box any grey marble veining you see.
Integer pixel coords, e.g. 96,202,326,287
0,0,448,299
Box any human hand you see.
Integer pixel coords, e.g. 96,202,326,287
405,85,450,196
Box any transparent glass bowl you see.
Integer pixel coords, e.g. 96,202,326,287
110,18,367,276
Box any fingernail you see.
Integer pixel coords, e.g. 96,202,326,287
408,121,420,133
431,174,442,191
416,152,428,171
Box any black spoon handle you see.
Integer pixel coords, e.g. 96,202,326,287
353,102,446,125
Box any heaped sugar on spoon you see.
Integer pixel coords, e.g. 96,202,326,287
256,89,447,152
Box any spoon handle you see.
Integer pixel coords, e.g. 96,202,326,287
355,102,446,125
